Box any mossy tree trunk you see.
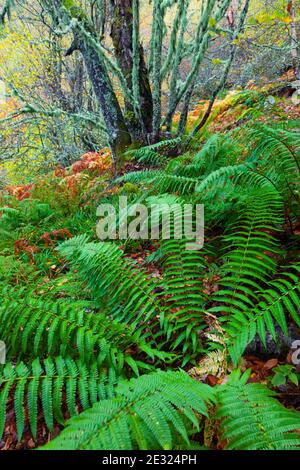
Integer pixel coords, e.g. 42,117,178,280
110,0,153,142
289,0,299,79
51,0,131,169
75,37,131,166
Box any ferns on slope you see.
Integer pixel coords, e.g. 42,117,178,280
1,120,300,450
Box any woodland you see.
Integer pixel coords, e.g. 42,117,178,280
0,0,300,452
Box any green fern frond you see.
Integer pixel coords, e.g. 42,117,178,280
0,285,156,373
225,264,300,364
42,370,215,450
57,236,173,364
210,188,283,318
153,173,199,195
217,369,300,450
156,196,207,362
0,356,119,441
117,169,159,185
128,148,167,166
248,123,300,200
192,134,240,170
195,162,255,195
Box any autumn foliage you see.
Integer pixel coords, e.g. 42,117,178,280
71,149,112,175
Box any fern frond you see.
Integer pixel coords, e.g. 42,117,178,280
117,169,159,185
248,123,300,200
210,188,283,317
42,370,215,450
225,264,300,364
153,173,199,195
160,233,207,363
57,236,173,363
217,369,300,450
192,134,240,170
128,148,167,166
0,357,119,441
0,285,156,373
195,162,255,195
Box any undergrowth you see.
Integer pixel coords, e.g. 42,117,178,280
1,109,300,449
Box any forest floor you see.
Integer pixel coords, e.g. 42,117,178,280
1,79,300,450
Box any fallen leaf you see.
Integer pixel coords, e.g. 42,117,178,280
263,358,278,370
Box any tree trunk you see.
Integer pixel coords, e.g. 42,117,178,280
50,0,131,168
289,0,299,79
77,36,131,167
110,0,153,141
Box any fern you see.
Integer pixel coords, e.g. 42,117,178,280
127,148,167,166
193,134,240,168
118,169,159,185
58,236,165,327
225,264,300,364
195,162,255,195
42,370,215,450
120,170,199,195
58,229,207,363
217,369,300,450
160,237,207,363
128,137,181,158
0,356,119,441
0,285,159,373
247,123,300,205
210,188,283,318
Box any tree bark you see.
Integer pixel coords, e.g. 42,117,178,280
50,0,131,168
77,36,131,167
110,0,153,141
289,0,299,79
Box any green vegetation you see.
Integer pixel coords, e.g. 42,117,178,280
0,114,300,449
0,0,300,453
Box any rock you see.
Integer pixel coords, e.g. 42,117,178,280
245,326,300,359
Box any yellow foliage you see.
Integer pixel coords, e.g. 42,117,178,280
0,23,49,90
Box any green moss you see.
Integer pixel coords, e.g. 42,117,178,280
119,182,140,195
124,110,137,124
62,0,83,18
62,0,94,32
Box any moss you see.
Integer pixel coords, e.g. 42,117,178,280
62,0,84,19
124,110,137,124
119,182,140,195
62,0,95,32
